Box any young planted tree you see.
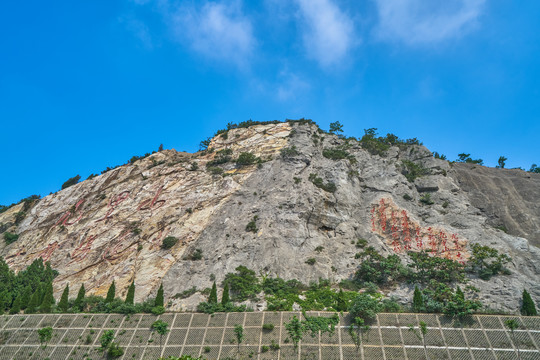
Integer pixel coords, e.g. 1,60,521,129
505,319,521,360
125,281,135,305
234,324,244,352
74,284,85,311
58,284,69,312
409,321,429,360
208,281,218,304
521,289,538,316
155,283,164,307
285,315,304,349
221,282,230,305
151,320,169,354
348,316,370,354
38,326,53,349
105,281,116,303
497,156,508,168
329,121,344,134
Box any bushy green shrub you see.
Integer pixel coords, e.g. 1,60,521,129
161,236,178,249
322,148,350,161
262,323,275,331
354,247,409,285
207,166,224,175
308,173,337,193
184,248,203,260
305,258,316,265
419,194,434,205
236,152,259,166
456,153,483,165
408,251,466,284
401,160,430,182
224,266,261,301
349,293,380,321
61,175,81,190
3,232,19,244
281,146,299,158
468,244,511,280
245,216,258,232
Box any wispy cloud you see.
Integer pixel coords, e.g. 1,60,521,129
169,1,256,67
375,0,486,45
295,0,356,67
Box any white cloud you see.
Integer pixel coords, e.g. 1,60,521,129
375,0,486,45
295,0,356,67
169,1,255,67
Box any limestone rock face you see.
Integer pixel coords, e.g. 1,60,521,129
1,122,539,313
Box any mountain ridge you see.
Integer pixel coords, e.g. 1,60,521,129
0,120,539,313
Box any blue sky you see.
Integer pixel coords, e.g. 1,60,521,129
1,0,539,205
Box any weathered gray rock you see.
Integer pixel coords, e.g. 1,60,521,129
0,122,538,314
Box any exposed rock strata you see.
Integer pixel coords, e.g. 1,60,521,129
0,122,538,313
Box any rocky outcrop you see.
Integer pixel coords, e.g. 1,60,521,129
0,121,539,313
450,163,540,247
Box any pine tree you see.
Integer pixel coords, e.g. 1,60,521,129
221,282,230,305
20,286,32,310
105,281,116,303
155,283,164,307
125,281,135,305
521,289,538,316
39,282,54,313
413,286,423,312
208,282,218,304
58,284,69,312
9,294,21,314
26,290,40,314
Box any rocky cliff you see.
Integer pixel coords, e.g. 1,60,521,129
1,121,539,313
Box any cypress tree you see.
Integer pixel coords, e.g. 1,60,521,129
221,282,230,305
155,283,164,307
208,282,218,304
20,286,32,310
413,286,423,312
521,289,538,316
105,281,116,303
26,290,40,314
58,284,69,312
74,284,85,311
125,281,135,305
37,283,44,304
40,282,54,313
9,294,21,314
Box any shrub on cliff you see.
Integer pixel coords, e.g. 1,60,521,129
162,236,178,249
61,175,81,190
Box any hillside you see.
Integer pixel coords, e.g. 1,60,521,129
0,120,539,313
